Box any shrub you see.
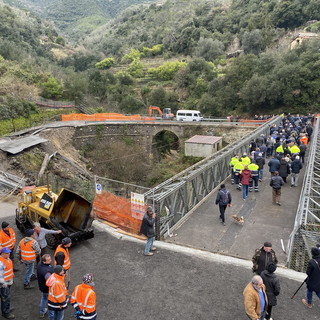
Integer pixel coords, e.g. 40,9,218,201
95,57,115,70
40,76,63,99
121,49,142,63
148,61,187,81
142,44,164,56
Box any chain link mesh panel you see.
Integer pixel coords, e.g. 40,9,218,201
287,117,320,272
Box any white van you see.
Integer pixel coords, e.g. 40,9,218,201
176,110,203,122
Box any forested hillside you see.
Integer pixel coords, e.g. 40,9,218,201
1,0,320,129
1,0,161,38
82,0,320,115
0,3,78,132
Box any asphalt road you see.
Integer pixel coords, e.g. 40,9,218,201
0,197,318,320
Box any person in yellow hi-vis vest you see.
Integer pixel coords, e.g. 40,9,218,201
248,161,260,192
234,161,244,190
241,153,251,166
229,155,239,184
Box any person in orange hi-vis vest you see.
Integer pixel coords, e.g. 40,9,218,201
46,265,68,320
0,247,15,319
54,238,72,272
0,222,16,266
70,273,97,320
16,228,41,290
55,237,72,289
299,134,309,145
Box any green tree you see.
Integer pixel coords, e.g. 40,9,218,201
194,38,225,61
128,59,144,78
119,95,144,113
115,71,134,86
239,74,268,112
63,72,88,102
271,0,304,29
56,36,66,46
87,70,117,101
149,87,168,108
242,29,264,55
40,77,63,99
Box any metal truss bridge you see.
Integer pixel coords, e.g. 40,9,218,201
144,116,283,239
287,115,320,271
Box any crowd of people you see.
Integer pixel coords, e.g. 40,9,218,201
244,242,320,320
225,114,319,319
228,114,313,206
0,222,97,320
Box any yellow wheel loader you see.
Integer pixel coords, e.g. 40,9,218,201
16,185,94,248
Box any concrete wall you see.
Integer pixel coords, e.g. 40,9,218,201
185,143,214,157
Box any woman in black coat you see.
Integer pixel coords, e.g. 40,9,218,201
302,247,320,307
261,262,280,320
278,158,290,183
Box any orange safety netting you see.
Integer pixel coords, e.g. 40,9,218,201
61,113,143,121
93,191,145,235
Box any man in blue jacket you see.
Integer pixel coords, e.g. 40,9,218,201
37,254,54,318
268,156,280,176
290,155,303,187
215,184,232,226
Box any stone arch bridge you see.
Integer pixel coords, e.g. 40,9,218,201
68,120,256,153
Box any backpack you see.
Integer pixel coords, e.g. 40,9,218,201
221,190,229,205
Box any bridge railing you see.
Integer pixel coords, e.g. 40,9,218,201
287,116,320,271
144,116,282,239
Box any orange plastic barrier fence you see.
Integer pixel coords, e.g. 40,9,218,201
93,191,144,235
61,113,142,121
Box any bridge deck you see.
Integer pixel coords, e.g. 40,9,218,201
166,161,306,266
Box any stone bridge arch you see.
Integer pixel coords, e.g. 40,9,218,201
151,129,180,159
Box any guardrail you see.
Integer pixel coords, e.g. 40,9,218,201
286,116,320,271
144,116,282,239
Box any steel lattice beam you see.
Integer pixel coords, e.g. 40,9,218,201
287,116,320,271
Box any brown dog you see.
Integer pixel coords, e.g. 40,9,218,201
232,214,244,225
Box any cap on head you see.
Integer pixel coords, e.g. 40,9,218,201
266,262,277,273
25,228,35,237
296,156,300,159
83,273,94,284
54,265,64,274
1,221,9,229
146,207,153,213
61,237,71,245
264,241,272,248
311,247,320,258
1,247,11,254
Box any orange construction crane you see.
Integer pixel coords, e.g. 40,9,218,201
148,106,174,120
